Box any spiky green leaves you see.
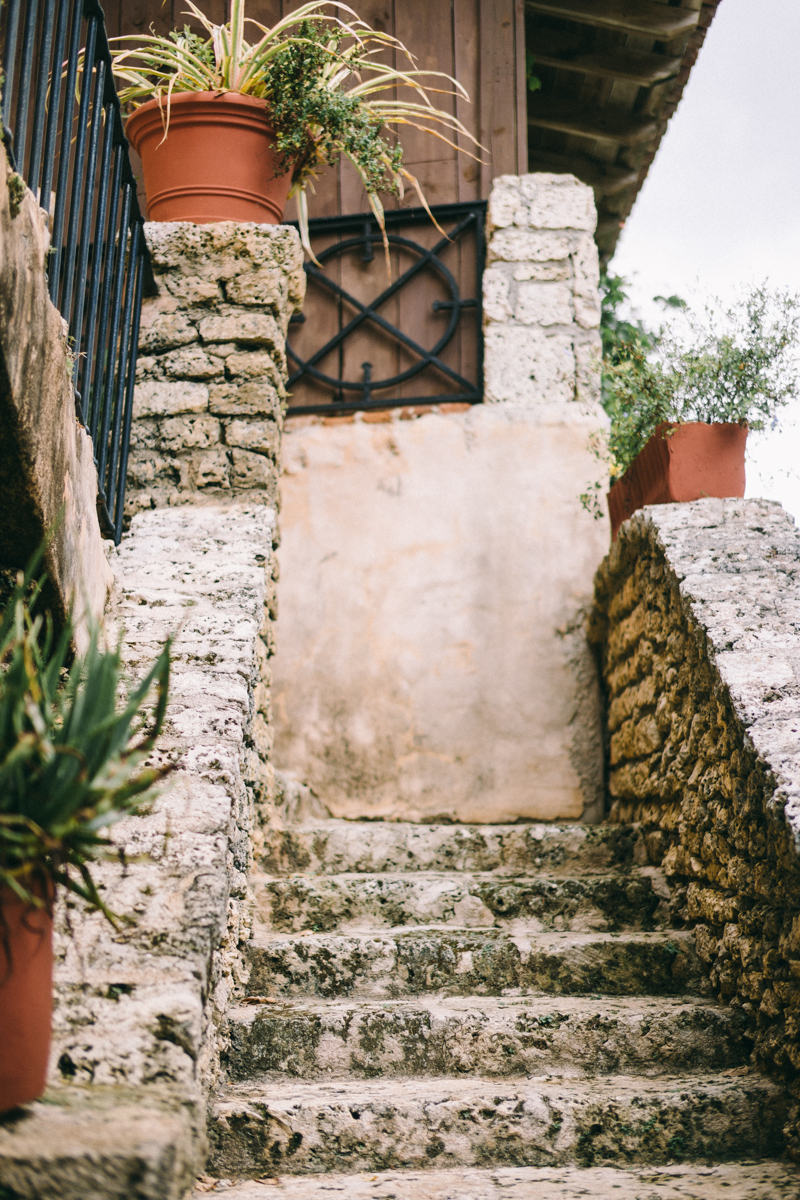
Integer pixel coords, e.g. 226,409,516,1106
0,562,172,923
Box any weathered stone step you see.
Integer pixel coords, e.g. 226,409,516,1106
0,1084,197,1200
252,868,668,934
223,994,749,1082
246,928,705,1000
208,1073,787,1178
193,1161,800,1200
258,821,645,878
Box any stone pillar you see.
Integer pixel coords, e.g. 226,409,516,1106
482,172,602,410
126,222,305,519
126,222,305,828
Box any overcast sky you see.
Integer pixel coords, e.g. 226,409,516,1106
611,0,800,519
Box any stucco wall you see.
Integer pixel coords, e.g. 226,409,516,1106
272,174,610,823
589,499,800,1159
0,146,112,643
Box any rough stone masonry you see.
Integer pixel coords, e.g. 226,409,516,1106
126,221,305,518
590,498,800,1159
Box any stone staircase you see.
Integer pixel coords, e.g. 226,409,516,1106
197,821,797,1198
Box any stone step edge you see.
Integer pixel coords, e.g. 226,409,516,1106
247,926,693,946
250,867,668,890
226,992,724,1017
208,1073,787,1179
191,1161,800,1200
258,822,647,875
222,992,746,1082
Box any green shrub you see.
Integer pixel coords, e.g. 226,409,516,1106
604,284,800,478
0,558,172,923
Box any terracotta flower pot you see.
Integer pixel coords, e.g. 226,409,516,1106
0,889,54,1113
125,91,294,224
607,421,748,541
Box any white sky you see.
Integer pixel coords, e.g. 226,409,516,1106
611,0,800,520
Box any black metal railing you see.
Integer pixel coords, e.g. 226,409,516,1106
286,201,486,416
0,0,151,542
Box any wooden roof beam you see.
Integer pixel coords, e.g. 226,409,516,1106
525,0,699,39
528,99,658,146
532,31,682,86
526,150,640,195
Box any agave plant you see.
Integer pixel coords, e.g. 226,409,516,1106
109,0,479,262
0,558,172,923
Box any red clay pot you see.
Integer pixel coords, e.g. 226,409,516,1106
125,91,294,224
0,889,54,1112
607,421,748,541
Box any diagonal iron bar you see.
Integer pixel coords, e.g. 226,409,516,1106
293,263,475,393
290,212,477,381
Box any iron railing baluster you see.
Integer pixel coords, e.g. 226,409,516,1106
27,0,56,191
13,0,39,168
96,183,132,497
89,141,124,447
114,245,145,542
105,212,140,529
38,0,70,209
48,0,83,305
68,56,105,386
60,13,97,322
80,100,115,428
1,0,22,130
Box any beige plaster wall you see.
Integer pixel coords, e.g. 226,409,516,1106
271,167,610,824
274,402,609,822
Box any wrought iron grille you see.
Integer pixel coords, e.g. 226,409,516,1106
286,201,486,416
0,0,152,543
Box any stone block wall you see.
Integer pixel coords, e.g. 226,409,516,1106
482,172,601,410
590,499,800,1156
126,222,305,518
0,505,276,1197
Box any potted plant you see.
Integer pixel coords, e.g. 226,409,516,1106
585,284,800,540
111,1,478,261
0,560,172,1112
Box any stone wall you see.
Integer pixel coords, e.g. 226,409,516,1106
126,221,305,519
0,505,277,1198
0,221,304,1197
482,172,601,411
0,145,112,646
271,173,610,824
589,498,800,1157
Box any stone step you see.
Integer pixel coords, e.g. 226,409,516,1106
192,1161,800,1200
0,1084,197,1200
207,1073,787,1178
246,928,706,1000
223,994,750,1082
252,868,669,934
258,821,645,878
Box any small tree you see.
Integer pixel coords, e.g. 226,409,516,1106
583,283,800,514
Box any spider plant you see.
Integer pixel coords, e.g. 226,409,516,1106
109,0,480,264
0,556,172,924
